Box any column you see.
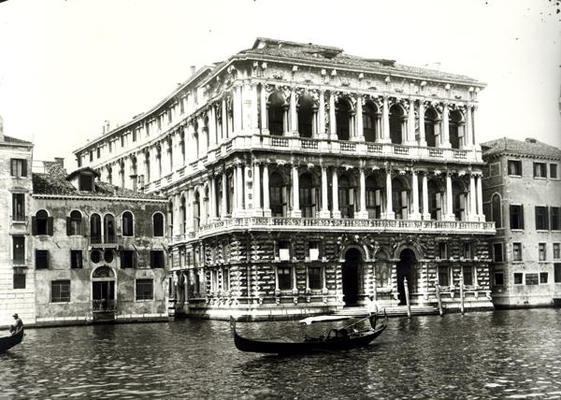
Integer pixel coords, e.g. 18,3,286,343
233,85,242,135
445,172,455,221
221,98,228,139
329,91,336,139
355,96,365,141
332,168,341,218
384,169,395,219
441,102,451,148
410,171,421,220
319,166,331,218
318,90,326,139
262,163,271,217
469,173,477,221
173,193,181,236
380,96,390,143
291,165,301,218
418,101,426,146
476,174,484,221
208,106,217,149
471,105,478,148
290,88,298,135
260,84,268,134
212,176,220,220
357,168,368,219
407,98,416,144
221,171,228,218
465,105,473,149
253,162,262,216
422,172,430,220
233,163,244,217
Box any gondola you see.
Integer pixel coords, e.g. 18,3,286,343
231,313,387,354
0,328,24,353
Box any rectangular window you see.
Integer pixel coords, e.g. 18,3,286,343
510,205,524,229
10,158,27,177
121,250,136,268
540,272,548,284
70,250,83,269
551,207,561,230
308,241,319,261
551,164,558,179
555,264,561,283
438,266,449,286
12,193,25,221
438,242,448,260
534,162,547,178
150,250,165,268
278,241,290,261
222,267,230,291
507,160,522,176
51,280,71,302
308,266,322,290
554,243,560,259
136,279,153,300
132,130,137,142
13,236,25,264
13,272,25,289
512,242,522,261
277,267,292,290
89,151,93,162
96,148,100,159
493,243,504,262
514,273,523,285
535,206,549,230
121,136,125,147
539,243,547,261
35,250,49,269
489,162,500,177
463,266,473,286
79,174,94,191
525,273,539,285
494,271,504,286
463,242,472,259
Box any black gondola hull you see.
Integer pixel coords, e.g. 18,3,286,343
0,329,24,353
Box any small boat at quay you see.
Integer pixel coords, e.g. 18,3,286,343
231,313,387,354
0,329,24,353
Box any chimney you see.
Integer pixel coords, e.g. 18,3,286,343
54,157,64,168
190,65,196,76
102,120,111,135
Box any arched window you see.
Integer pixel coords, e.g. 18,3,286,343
449,110,463,149
336,98,351,141
363,102,378,143
339,174,355,218
389,104,405,144
428,180,443,220
153,212,165,237
452,181,467,221
122,211,134,236
268,92,285,136
492,194,502,228
270,172,287,217
392,178,410,220
375,250,391,287
297,94,314,138
67,210,82,236
104,214,115,243
90,213,102,244
33,210,51,236
366,175,382,219
299,172,317,217
144,152,151,183
181,196,187,233
424,108,439,147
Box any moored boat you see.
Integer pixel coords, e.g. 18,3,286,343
231,313,387,354
0,328,24,353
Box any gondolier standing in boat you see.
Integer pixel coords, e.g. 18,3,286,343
9,313,23,335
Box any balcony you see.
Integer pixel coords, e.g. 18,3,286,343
171,216,495,242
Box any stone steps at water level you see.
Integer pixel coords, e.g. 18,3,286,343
334,305,438,317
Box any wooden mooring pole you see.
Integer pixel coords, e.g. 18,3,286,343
460,275,465,315
435,284,444,316
404,277,411,319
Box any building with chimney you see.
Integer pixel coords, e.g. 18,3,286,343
74,38,496,319
482,138,561,307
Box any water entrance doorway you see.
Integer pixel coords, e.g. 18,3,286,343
342,248,362,306
92,266,116,321
397,249,416,305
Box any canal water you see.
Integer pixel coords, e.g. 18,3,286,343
2,309,561,399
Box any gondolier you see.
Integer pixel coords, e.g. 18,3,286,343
10,313,23,335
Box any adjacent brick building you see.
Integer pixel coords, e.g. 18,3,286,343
482,138,561,307
74,38,496,319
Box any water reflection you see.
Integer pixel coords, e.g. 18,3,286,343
1,309,561,399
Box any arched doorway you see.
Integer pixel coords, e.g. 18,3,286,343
397,249,417,305
342,248,362,306
92,266,116,321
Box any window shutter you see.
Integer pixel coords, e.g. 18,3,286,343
47,217,54,236
545,207,550,230
31,216,37,235
150,251,155,268
120,251,125,268
22,160,27,177
520,206,524,229
10,159,14,176
66,217,71,236
133,251,138,268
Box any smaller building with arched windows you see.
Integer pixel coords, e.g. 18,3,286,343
29,161,169,326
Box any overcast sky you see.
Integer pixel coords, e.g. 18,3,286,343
0,0,560,168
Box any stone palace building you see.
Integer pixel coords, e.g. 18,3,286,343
74,38,496,319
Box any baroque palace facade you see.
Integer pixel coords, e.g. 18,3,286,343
74,38,495,319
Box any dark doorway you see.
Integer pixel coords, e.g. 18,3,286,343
342,248,362,306
397,249,416,305
92,281,115,312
